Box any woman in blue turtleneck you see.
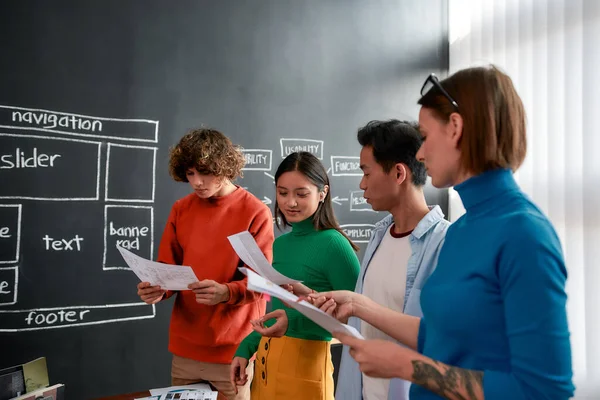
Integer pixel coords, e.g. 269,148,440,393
311,65,574,400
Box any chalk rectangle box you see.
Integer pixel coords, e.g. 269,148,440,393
0,267,18,306
0,105,158,143
0,302,155,332
242,149,272,171
340,224,375,244
105,143,157,202
280,138,324,160
103,205,154,271
349,190,376,212
0,134,101,200
330,156,361,176
0,205,21,264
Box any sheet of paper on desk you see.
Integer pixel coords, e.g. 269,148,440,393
239,267,364,340
117,246,199,291
148,384,217,399
136,392,216,400
149,384,213,396
160,392,216,400
228,231,301,285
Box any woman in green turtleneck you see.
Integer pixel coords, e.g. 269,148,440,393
231,152,360,399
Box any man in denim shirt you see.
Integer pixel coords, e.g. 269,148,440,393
336,120,449,400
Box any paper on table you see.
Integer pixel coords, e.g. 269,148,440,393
117,246,199,291
227,231,300,285
149,384,213,395
138,390,216,400
149,384,216,398
239,267,364,340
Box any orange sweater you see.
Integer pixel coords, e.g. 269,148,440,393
157,187,274,363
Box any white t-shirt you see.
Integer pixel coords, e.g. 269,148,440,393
361,225,413,400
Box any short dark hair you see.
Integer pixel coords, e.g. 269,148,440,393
418,65,526,174
169,127,245,182
357,119,427,186
274,152,359,251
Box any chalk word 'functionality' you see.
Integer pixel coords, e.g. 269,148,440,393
330,156,362,176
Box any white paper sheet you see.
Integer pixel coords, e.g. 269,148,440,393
149,384,213,396
117,246,199,291
227,231,301,285
138,391,216,400
149,384,217,399
239,267,364,340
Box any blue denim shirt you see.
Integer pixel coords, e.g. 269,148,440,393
336,205,450,400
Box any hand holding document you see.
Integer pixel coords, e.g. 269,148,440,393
240,267,364,340
117,245,199,291
227,231,301,285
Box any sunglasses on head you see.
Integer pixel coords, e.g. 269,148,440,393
420,73,459,111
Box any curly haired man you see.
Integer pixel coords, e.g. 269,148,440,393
136,128,275,400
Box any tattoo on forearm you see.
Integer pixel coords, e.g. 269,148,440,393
411,360,483,400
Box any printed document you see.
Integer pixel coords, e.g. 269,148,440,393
239,267,364,339
117,245,198,290
227,231,300,285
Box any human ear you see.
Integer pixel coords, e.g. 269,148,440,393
320,185,329,202
448,112,463,147
395,164,407,185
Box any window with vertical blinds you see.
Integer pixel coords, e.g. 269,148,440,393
448,0,600,398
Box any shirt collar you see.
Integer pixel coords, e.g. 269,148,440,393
412,205,445,239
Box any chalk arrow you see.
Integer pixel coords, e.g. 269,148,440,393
332,196,349,205
262,196,272,205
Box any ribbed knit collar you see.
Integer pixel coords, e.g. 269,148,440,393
195,185,245,206
290,215,317,236
454,169,519,211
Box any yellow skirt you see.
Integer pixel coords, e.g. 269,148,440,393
251,335,334,400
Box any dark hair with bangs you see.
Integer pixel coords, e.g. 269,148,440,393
274,152,359,251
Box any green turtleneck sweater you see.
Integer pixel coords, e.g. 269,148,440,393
234,217,360,360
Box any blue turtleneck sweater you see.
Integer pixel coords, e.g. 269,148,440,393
410,169,574,400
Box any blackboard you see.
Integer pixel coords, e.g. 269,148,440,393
0,1,449,398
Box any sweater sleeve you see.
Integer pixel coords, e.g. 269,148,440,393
483,217,574,400
234,329,262,360
225,206,275,306
156,201,184,300
323,234,361,291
